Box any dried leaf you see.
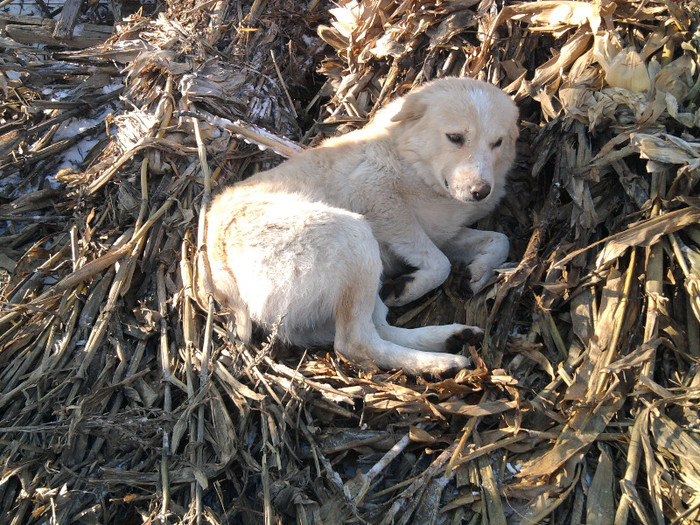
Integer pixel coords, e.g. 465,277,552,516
519,393,625,479
555,206,700,269
593,32,651,92
587,444,615,525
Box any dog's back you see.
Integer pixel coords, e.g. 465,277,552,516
205,185,380,346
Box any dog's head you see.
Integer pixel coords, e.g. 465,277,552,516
388,77,518,204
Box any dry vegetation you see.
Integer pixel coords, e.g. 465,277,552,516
1,0,700,523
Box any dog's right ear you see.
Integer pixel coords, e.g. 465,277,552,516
390,93,426,123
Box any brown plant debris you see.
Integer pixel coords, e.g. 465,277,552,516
1,0,700,523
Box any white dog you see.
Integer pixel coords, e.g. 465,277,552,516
200,77,518,376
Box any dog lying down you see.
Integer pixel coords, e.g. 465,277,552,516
200,76,518,377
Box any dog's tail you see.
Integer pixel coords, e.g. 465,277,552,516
193,194,253,343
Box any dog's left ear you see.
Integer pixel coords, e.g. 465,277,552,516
390,93,426,123
508,105,520,143
508,121,519,143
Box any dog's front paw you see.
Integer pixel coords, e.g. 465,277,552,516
453,262,474,297
462,232,509,295
445,326,484,353
380,273,415,305
465,263,497,295
455,260,492,296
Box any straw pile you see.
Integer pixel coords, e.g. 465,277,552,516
1,0,699,523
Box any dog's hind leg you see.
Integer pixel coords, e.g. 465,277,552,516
372,297,482,353
333,241,470,376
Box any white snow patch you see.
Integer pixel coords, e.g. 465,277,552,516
0,173,22,195
1,0,65,18
45,175,62,190
102,81,124,94
53,89,72,101
44,106,113,176
56,136,100,170
54,115,104,141
506,462,523,474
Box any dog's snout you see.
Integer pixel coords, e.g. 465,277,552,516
470,182,491,201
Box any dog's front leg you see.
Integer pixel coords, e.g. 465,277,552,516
442,227,509,294
378,227,451,307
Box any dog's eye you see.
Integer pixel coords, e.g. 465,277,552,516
446,133,465,146
491,138,503,149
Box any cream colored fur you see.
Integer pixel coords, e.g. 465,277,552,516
201,77,518,376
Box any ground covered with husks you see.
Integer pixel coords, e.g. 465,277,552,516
1,0,699,523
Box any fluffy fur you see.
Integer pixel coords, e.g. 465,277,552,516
200,77,518,376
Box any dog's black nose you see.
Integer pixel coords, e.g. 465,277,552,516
470,183,491,201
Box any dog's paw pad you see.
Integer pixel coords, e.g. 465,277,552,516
453,264,473,297
454,261,470,275
441,364,465,378
424,366,461,380
461,327,484,345
445,334,465,353
445,327,484,352
380,273,415,302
